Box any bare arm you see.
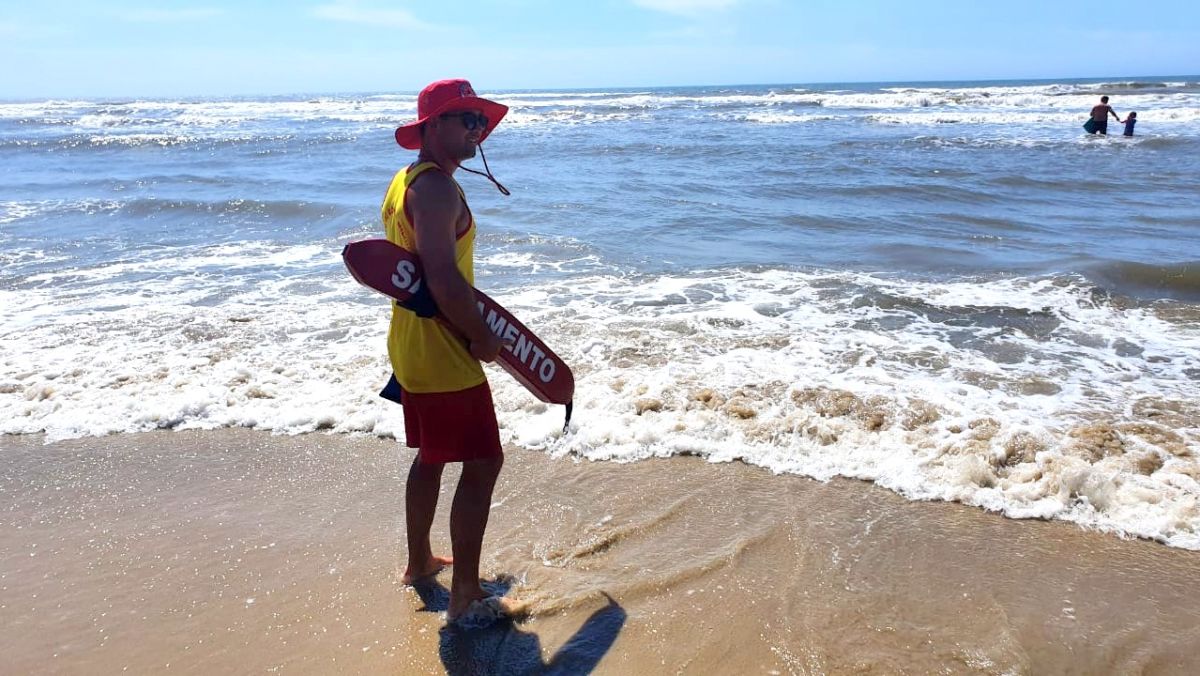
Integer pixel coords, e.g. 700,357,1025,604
407,173,504,362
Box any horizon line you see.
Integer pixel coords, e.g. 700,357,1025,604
3,73,1198,103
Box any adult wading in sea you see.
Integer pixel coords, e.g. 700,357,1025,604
1086,95,1122,135
381,79,521,625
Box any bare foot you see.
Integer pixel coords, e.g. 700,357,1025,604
402,555,453,585
447,591,527,623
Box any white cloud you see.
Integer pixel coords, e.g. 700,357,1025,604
632,0,742,15
121,8,224,23
311,2,432,30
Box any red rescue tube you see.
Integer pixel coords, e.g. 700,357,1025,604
342,239,575,412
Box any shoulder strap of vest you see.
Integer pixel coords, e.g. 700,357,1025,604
405,161,466,200
400,162,473,244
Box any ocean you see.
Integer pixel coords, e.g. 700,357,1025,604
3,76,1199,550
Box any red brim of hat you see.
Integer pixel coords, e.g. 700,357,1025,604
394,96,509,150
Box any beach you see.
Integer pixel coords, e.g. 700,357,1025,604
3,78,1200,673
4,429,1199,674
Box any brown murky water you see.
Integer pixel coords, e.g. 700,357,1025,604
3,429,1199,674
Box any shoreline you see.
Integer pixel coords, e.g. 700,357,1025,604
4,428,1200,674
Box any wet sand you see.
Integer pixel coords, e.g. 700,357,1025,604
3,429,1199,675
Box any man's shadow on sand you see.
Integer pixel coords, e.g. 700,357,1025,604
410,576,626,676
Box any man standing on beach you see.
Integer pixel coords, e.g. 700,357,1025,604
381,79,518,623
1088,95,1122,135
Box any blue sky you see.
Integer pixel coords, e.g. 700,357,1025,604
2,0,1198,97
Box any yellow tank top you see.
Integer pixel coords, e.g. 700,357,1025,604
381,162,485,393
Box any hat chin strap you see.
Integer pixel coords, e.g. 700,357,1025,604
457,144,511,196
425,130,510,197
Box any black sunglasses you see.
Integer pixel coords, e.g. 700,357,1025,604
441,111,489,131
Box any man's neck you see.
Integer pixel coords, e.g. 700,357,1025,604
417,150,458,175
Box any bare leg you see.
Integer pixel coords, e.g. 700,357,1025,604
446,455,505,619
403,456,452,584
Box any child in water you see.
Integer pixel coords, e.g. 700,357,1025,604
1122,111,1137,137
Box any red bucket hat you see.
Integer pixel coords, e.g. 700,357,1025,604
394,79,508,150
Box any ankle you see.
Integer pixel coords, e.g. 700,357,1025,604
450,580,486,597
406,556,432,571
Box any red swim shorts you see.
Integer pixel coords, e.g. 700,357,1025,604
401,381,503,464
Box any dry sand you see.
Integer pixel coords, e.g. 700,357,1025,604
3,429,1199,674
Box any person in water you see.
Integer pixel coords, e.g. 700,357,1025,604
1088,95,1122,135
1122,111,1138,136
381,79,520,624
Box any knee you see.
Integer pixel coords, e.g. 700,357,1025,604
465,454,504,480
411,457,445,480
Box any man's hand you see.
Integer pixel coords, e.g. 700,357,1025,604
469,332,508,363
